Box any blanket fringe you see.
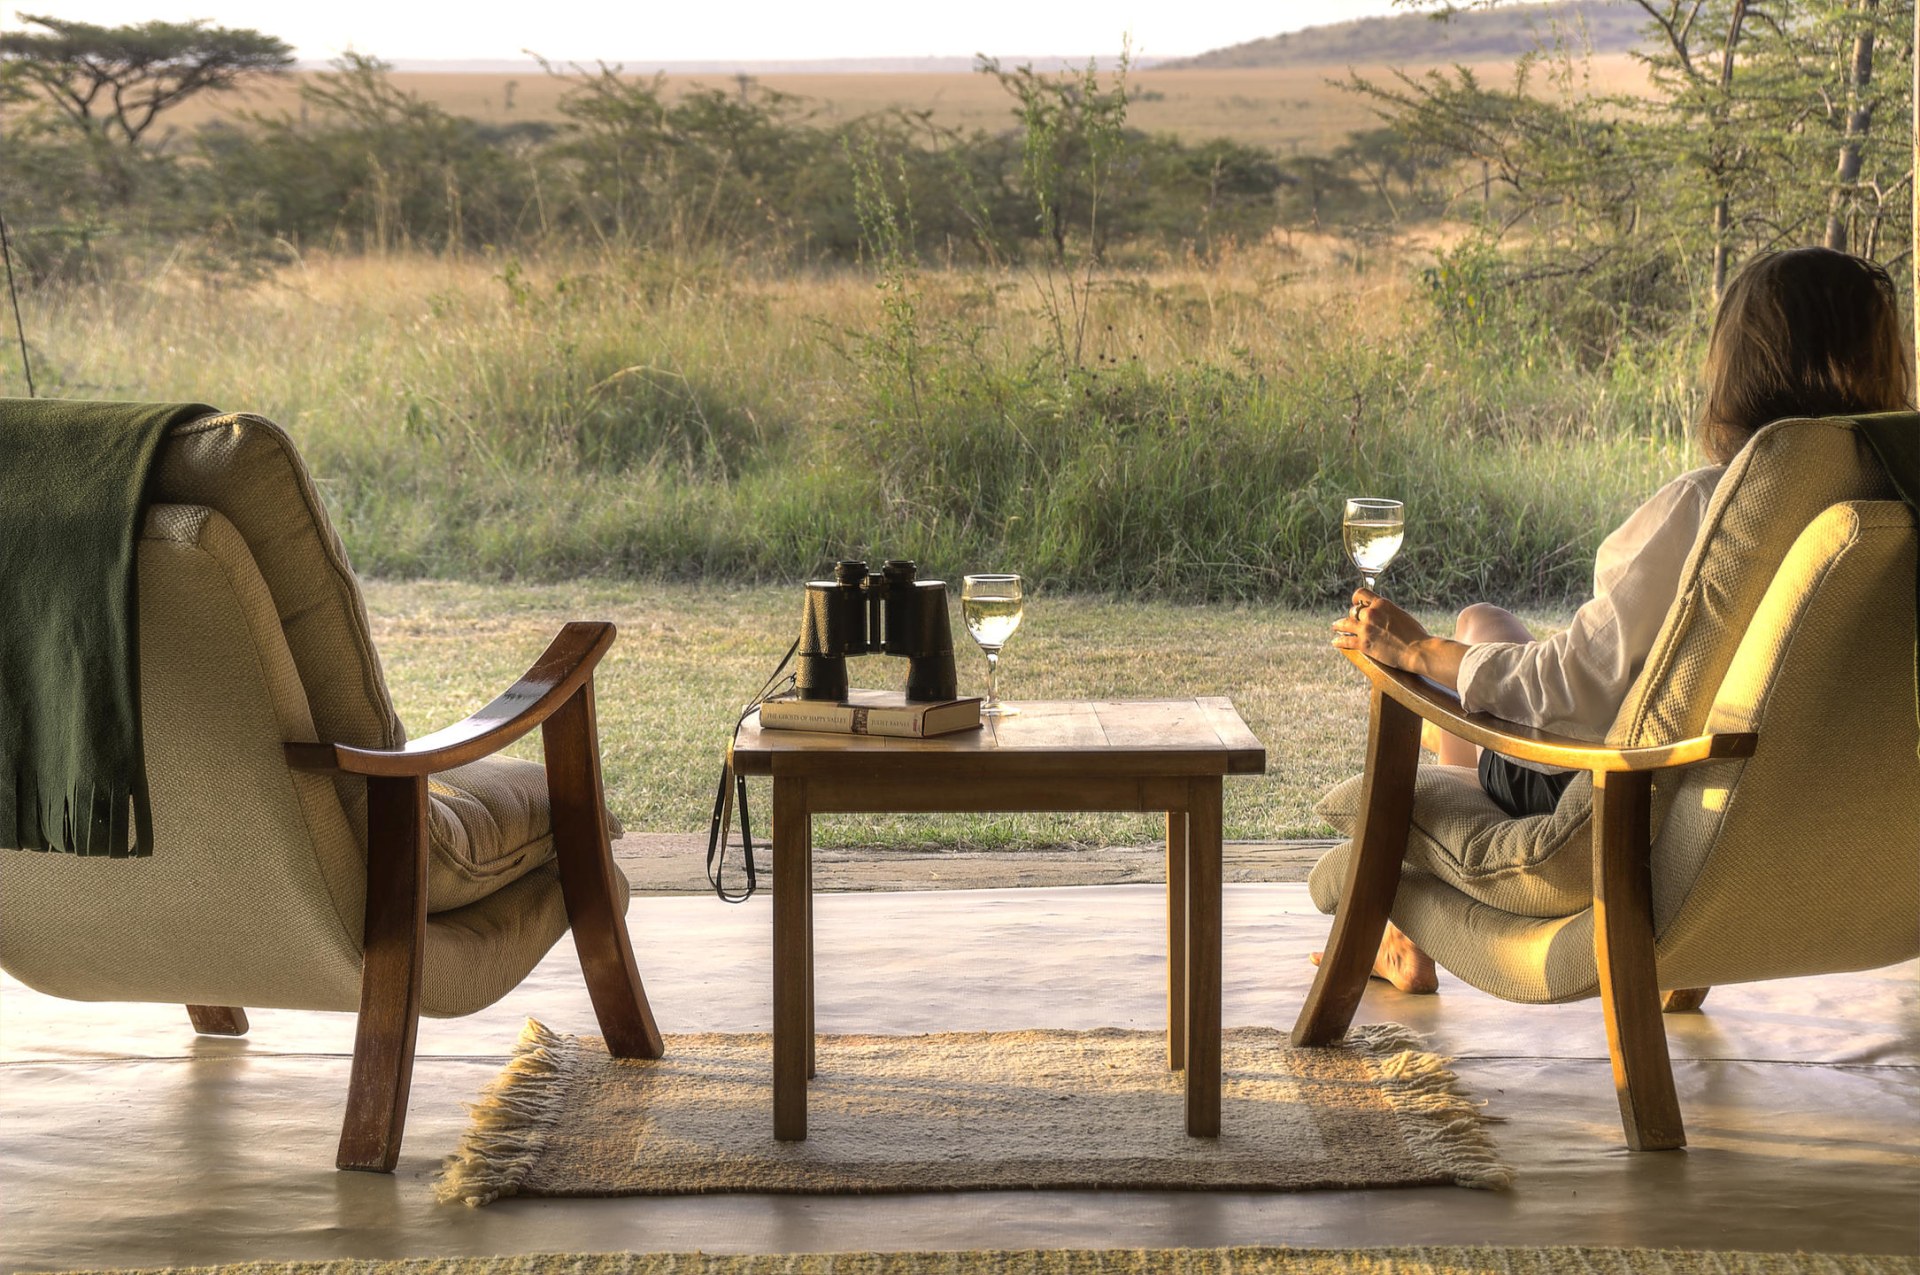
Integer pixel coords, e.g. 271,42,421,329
436,1018,578,1207
1350,1022,1514,1190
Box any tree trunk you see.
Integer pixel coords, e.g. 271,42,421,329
1710,0,1751,303
1824,0,1880,252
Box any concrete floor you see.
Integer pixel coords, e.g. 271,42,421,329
3,883,1917,1272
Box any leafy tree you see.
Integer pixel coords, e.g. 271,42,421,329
1356,0,1911,340
0,13,292,148
978,53,1132,263
200,53,542,254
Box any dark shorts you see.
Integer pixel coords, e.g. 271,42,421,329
1478,750,1577,819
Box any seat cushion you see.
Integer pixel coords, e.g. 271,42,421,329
1312,764,1595,918
427,756,559,912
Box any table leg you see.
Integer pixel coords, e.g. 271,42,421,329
773,777,811,1141
1185,776,1223,1138
806,824,817,1080
1166,808,1189,1072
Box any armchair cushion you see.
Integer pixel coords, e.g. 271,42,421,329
149,414,404,756
426,757,560,913
1312,765,1595,919
148,422,623,916
1608,416,1896,751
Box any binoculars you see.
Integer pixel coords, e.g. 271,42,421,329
795,559,958,702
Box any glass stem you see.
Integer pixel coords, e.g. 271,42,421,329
985,650,1000,707
1363,574,1376,591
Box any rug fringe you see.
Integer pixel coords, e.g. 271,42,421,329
436,1017,578,1207
1350,1022,1514,1190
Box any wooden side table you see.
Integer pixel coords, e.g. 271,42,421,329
730,697,1266,1142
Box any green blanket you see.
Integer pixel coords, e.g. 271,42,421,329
1,398,219,856
1855,412,1920,762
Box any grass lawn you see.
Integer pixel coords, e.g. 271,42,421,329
363,579,1569,848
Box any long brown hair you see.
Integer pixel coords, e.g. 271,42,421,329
1698,247,1913,464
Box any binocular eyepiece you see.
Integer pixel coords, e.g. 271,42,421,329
795,559,958,702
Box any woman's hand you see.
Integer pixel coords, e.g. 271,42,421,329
1331,588,1466,690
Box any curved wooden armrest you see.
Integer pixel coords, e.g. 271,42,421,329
285,621,617,778
1341,648,1756,773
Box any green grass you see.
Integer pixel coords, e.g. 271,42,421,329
26,244,1695,609
362,578,1571,846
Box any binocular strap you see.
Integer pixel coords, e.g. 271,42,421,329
706,638,798,903
705,756,757,903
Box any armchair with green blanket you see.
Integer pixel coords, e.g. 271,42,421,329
0,405,664,1172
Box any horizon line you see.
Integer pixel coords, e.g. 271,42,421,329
293,53,1174,75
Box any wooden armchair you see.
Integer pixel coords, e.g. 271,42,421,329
0,413,662,1172
1295,414,1920,1150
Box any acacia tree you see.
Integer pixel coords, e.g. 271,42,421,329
977,53,1132,264
976,52,1133,366
0,14,292,148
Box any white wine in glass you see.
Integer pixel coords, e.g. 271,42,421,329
1343,498,1405,590
961,574,1024,717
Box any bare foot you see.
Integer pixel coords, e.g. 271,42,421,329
1311,922,1440,994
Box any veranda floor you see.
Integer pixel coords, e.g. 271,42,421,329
3,883,1916,1271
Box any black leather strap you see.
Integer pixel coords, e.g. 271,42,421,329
706,639,798,902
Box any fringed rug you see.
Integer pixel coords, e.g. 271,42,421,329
438,1021,1509,1206
33,1250,1920,1275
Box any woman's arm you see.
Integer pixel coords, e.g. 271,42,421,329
1331,588,1466,688
1338,469,1720,738
1453,472,1717,736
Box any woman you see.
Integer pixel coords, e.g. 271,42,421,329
1328,246,1914,993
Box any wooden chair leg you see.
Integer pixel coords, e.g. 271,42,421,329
1593,769,1686,1151
338,774,430,1173
1292,688,1422,1047
1662,987,1710,1013
186,1005,249,1036
543,680,664,1061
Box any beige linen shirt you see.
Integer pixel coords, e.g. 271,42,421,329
1456,465,1725,742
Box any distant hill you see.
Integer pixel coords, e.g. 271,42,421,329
1162,1,1646,70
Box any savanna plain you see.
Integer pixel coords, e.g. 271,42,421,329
162,55,1653,156
34,235,1672,848
17,20,1769,851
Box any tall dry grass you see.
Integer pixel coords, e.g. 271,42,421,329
24,235,1700,603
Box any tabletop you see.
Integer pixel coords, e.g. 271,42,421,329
732,697,1267,778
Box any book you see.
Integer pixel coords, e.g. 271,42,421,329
756,688,983,738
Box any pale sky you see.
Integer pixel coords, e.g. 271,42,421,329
17,2,1413,64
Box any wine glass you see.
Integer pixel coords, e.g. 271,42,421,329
1342,498,1405,590
961,574,1024,717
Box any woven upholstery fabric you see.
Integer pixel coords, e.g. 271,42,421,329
146,414,402,859
1605,416,1903,916
1648,501,1920,987
0,506,366,1009
1609,417,1897,753
1310,417,1920,1003
0,504,612,1014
